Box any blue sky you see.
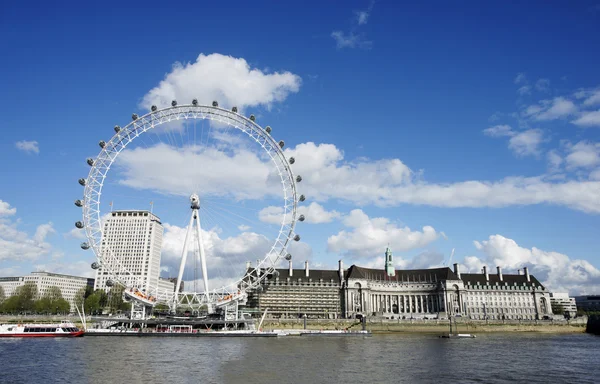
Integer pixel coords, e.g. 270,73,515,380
1,0,600,294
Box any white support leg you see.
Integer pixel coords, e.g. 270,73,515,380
195,213,210,298
174,211,195,309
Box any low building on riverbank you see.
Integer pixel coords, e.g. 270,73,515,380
550,292,577,318
0,272,94,313
244,248,554,321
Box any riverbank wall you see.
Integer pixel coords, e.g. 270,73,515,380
0,315,587,333
261,318,587,333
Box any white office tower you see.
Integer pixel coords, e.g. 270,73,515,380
94,210,163,293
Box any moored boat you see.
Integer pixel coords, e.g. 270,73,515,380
0,321,84,338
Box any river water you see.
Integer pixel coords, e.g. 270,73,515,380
0,333,598,383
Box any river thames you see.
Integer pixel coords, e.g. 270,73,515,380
1,333,598,383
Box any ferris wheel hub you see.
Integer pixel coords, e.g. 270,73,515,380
190,193,200,209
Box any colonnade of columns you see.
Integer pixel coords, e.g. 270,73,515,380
349,291,447,315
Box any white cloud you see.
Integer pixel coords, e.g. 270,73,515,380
535,78,550,92
575,87,600,107
514,73,527,84
331,31,372,49
114,139,600,214
327,209,440,258
0,219,55,261
287,142,600,213
33,261,95,279
517,85,531,95
583,90,600,106
354,1,374,25
525,97,578,121
572,110,600,127
485,126,543,157
564,141,600,169
237,224,251,231
590,168,600,180
258,202,340,224
508,129,544,157
300,202,341,223
116,143,275,199
355,10,370,25
15,140,39,154
158,222,312,286
483,125,513,137
471,234,600,295
0,200,16,216
65,227,87,240
140,53,301,112
547,149,563,172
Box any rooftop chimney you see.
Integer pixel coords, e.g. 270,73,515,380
246,261,251,270
305,261,309,277
483,266,489,281
289,260,293,277
497,266,503,281
517,269,522,275
338,260,344,282
524,266,530,282
453,263,461,279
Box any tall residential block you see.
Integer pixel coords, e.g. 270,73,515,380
94,210,163,293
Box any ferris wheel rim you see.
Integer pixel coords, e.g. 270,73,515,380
79,103,300,301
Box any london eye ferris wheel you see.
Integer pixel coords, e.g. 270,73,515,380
74,100,306,314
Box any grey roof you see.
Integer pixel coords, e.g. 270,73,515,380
460,273,544,288
246,268,342,282
345,265,459,283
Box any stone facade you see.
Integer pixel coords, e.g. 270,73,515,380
244,252,554,321
245,261,343,318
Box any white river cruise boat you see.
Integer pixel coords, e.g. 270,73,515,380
0,321,84,338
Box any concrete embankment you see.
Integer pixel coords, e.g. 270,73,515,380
262,318,587,334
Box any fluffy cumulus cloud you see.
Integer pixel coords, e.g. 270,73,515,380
158,222,312,288
115,143,276,199
285,142,600,213
524,97,578,121
484,125,544,157
327,209,439,258
508,129,544,157
113,137,600,214
0,202,55,261
140,53,301,112
564,141,600,169
471,235,600,294
15,140,39,154
259,202,340,225
0,200,17,216
572,110,600,127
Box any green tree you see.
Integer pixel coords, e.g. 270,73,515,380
1,296,20,314
55,298,70,314
15,282,38,313
34,297,52,314
84,292,101,314
108,285,125,313
74,287,86,311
